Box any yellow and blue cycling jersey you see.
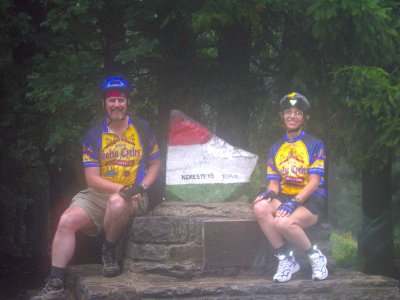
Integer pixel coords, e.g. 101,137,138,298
266,131,326,197
82,116,160,186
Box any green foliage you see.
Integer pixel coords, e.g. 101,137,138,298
116,38,160,64
26,50,101,162
331,231,361,270
309,0,396,66
41,0,103,32
331,66,400,169
191,0,263,30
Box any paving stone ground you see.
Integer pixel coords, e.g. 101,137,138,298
24,202,400,299
64,264,400,300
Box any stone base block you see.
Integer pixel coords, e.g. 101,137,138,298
122,202,335,278
202,220,271,269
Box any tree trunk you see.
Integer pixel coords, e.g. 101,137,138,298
98,0,127,74
358,157,395,277
155,5,200,164
215,22,252,150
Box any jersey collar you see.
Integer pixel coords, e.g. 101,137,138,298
102,115,133,132
284,130,306,143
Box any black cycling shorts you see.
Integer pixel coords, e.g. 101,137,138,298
277,193,326,217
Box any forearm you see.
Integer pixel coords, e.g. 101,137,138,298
85,167,123,194
87,174,124,194
295,174,321,203
118,158,161,201
266,180,280,194
85,157,161,195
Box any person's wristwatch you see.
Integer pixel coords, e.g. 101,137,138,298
292,197,301,205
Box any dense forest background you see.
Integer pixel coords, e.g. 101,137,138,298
1,0,400,284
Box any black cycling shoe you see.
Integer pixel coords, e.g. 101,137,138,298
102,245,121,277
30,276,65,300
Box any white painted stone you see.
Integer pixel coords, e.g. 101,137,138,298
166,136,258,185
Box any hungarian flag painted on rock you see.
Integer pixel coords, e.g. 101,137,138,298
166,110,258,202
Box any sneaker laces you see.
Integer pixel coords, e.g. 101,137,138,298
275,254,294,275
309,251,324,271
38,277,63,295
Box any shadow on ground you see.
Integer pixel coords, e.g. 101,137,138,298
0,233,102,299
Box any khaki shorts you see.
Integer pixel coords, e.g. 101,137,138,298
71,187,149,237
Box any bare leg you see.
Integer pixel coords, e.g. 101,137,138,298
103,193,136,243
52,206,94,268
273,207,318,250
253,199,286,249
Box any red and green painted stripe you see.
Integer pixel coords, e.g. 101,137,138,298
166,110,258,202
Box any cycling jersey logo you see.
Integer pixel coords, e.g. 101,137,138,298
100,125,143,185
275,142,309,194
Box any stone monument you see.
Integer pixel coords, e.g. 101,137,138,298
165,110,258,202
122,110,333,278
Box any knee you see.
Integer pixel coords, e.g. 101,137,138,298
107,194,129,214
253,201,273,219
273,217,292,232
57,211,81,232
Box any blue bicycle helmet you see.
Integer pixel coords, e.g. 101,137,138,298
101,76,131,92
279,92,310,113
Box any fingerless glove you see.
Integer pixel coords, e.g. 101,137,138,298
257,190,277,200
119,185,146,201
277,199,299,214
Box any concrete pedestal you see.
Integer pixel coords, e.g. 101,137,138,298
62,202,400,300
122,201,334,278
